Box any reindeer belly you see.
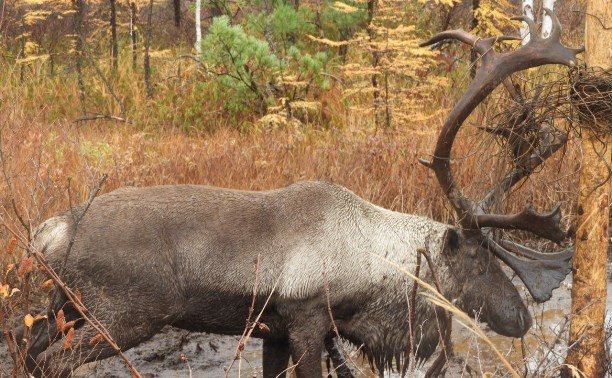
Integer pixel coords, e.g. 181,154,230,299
172,293,288,340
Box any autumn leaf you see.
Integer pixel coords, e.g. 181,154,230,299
41,279,54,289
62,320,76,333
63,327,75,350
5,237,17,254
17,256,34,276
5,263,15,275
56,309,65,333
24,314,34,328
89,333,103,346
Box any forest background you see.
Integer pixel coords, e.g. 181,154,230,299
0,0,588,222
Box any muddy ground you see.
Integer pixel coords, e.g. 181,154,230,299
2,267,611,378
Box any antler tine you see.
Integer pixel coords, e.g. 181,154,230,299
500,239,573,261
475,204,566,244
417,158,433,168
545,8,562,41
511,15,538,39
486,238,571,303
419,30,479,49
420,31,521,58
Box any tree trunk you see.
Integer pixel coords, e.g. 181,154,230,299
173,0,180,27
130,1,137,69
19,18,25,83
564,1,612,377
541,0,555,38
519,0,533,44
366,0,380,127
469,0,480,79
109,0,118,70
144,0,153,98
72,0,86,115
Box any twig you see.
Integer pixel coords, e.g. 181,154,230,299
0,132,30,237
33,250,143,378
224,255,260,377
180,353,193,378
571,9,612,30
77,34,126,115
420,249,453,378
224,256,280,378
61,174,107,272
175,53,201,63
401,250,422,377
72,114,127,124
1,220,143,378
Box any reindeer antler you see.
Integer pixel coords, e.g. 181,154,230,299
420,9,583,302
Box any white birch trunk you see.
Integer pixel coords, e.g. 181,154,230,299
195,0,202,58
520,0,534,45
541,0,556,38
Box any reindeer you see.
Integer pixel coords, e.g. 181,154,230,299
15,9,580,378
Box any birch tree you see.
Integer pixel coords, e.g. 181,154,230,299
519,0,533,44
541,0,555,38
195,0,202,58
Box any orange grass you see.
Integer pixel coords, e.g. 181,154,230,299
0,106,580,244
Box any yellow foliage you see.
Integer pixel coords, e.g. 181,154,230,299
149,49,173,58
426,0,459,6
24,314,34,328
331,1,361,13
472,0,515,37
24,41,42,55
17,54,50,64
290,101,320,112
24,9,52,25
306,35,349,47
257,114,302,129
279,78,310,88
340,0,452,129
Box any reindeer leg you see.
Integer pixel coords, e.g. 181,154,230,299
263,339,290,378
282,303,330,378
324,335,354,378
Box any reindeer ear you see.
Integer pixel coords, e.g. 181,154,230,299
441,228,460,256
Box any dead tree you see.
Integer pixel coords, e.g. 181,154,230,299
109,0,118,71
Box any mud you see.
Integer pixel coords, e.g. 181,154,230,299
2,266,611,378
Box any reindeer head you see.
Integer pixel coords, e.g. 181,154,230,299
437,227,532,337
420,10,582,307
